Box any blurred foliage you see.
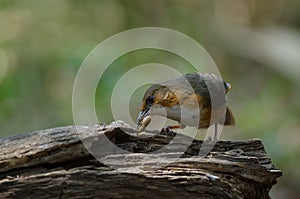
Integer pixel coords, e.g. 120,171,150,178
0,0,300,198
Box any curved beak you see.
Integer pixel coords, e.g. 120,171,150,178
136,108,150,129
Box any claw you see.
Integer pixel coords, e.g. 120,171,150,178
160,126,177,137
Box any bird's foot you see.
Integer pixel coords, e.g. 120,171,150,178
160,127,176,137
159,124,186,137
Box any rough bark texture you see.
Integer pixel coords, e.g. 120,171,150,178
0,121,282,199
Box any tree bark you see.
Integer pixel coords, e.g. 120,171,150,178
0,121,282,199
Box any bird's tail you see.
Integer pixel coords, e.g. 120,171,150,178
224,107,235,125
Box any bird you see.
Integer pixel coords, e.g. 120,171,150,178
136,72,235,140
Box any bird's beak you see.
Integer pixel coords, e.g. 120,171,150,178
136,108,150,129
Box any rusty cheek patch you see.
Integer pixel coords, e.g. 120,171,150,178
156,91,206,110
155,92,179,108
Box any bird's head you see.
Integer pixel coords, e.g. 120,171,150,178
136,84,178,130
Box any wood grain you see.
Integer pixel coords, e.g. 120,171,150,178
0,121,282,199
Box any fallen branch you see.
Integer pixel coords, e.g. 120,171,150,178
0,121,282,199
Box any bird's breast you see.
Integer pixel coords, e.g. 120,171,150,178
165,105,201,127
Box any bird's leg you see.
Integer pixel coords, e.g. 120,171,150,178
213,123,218,141
203,124,218,146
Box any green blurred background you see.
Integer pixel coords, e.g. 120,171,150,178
0,0,299,198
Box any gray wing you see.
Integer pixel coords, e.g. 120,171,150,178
161,73,227,107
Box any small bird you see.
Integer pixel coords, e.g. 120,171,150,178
136,73,235,139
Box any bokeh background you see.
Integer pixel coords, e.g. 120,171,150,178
0,0,299,198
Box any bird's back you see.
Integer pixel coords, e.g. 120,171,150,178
161,73,227,108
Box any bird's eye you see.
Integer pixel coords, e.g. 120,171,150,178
146,95,154,107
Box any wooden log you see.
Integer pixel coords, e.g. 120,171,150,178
0,121,282,199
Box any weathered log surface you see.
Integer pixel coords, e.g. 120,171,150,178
0,121,282,199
